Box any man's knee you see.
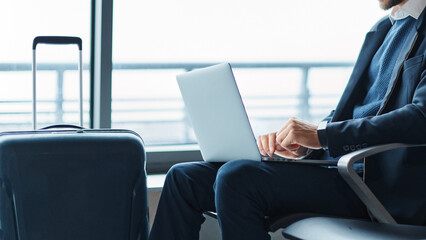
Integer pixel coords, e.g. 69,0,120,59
214,160,260,193
165,162,219,191
164,162,194,187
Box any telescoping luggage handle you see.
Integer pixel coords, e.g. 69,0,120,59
32,36,83,130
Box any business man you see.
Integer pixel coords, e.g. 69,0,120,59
150,0,426,239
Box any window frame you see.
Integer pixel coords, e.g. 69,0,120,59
90,0,204,174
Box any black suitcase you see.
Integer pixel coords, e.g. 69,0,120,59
0,37,148,240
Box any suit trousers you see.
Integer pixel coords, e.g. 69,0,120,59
149,159,369,240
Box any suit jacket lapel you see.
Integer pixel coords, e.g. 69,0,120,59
378,9,426,114
377,26,418,114
332,18,392,121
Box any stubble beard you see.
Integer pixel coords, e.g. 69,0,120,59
379,0,405,10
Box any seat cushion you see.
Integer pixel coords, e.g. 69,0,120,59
282,217,426,240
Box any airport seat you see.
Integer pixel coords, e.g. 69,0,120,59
281,143,426,240
204,211,321,233
282,216,426,240
205,143,426,239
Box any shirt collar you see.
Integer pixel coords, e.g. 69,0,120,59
389,0,426,24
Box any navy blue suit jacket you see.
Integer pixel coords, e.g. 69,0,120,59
318,11,426,225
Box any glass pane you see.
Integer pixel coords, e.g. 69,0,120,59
0,0,91,130
112,0,387,146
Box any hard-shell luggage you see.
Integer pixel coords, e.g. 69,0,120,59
0,36,149,240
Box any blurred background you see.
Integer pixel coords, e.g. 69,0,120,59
0,0,387,147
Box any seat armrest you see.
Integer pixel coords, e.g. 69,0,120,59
337,143,426,224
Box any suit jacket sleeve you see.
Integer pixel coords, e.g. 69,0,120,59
321,110,335,123
326,68,426,157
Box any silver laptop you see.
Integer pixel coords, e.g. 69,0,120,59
176,63,336,165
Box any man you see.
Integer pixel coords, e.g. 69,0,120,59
150,0,426,239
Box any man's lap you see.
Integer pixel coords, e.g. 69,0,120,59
168,159,368,219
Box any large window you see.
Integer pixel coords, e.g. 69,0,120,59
0,0,389,172
0,0,91,130
112,0,387,146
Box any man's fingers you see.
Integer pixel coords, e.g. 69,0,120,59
287,143,301,151
276,130,304,156
260,117,320,158
275,117,321,151
276,120,293,146
261,135,270,156
276,129,295,148
276,117,297,136
275,143,286,151
257,132,278,157
281,131,299,152
268,133,276,157
257,135,267,155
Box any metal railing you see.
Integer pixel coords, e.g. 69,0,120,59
0,62,353,144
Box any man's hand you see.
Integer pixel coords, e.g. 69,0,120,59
257,117,321,158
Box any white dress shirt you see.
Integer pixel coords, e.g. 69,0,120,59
390,0,426,23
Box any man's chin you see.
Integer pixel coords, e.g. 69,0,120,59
379,2,389,10
378,0,405,10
